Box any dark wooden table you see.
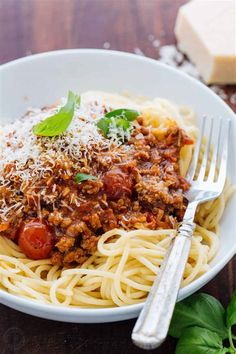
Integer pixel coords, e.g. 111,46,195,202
0,1,235,353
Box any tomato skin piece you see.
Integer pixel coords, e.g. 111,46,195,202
18,220,54,260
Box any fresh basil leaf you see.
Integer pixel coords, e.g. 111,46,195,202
33,91,80,136
105,108,139,121
96,117,111,136
175,327,226,354
169,293,228,339
226,292,236,329
75,173,97,183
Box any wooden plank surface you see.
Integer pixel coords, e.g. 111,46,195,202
0,1,235,353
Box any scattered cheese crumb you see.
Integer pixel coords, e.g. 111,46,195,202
229,93,236,105
25,50,32,56
159,45,198,78
210,86,228,101
152,39,161,48
148,34,155,42
103,42,111,49
133,48,145,56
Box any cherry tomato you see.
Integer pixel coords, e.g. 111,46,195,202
102,169,133,200
18,220,54,260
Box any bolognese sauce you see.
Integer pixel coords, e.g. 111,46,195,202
0,100,193,266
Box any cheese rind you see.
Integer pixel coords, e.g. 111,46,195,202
175,0,236,84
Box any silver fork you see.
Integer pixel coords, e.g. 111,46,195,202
132,116,230,350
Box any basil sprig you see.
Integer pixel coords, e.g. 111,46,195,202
169,292,236,354
33,91,80,136
97,108,139,138
75,173,97,184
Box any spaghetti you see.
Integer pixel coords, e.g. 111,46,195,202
0,92,233,307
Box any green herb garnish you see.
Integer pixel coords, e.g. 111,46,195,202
75,173,97,184
105,108,139,121
96,108,139,139
169,292,236,354
33,91,80,136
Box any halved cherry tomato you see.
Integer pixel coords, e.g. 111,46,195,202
18,220,54,260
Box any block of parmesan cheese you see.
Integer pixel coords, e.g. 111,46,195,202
175,0,236,84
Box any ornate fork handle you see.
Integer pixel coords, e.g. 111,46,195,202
132,201,197,350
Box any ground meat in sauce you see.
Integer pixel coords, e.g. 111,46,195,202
0,119,193,266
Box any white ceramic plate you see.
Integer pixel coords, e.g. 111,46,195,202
0,49,235,323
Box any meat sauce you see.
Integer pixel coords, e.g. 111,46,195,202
1,120,193,266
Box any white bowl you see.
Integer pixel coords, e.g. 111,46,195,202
0,49,235,323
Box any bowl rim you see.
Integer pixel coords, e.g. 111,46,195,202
0,48,235,320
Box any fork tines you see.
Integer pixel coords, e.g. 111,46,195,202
186,116,230,188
